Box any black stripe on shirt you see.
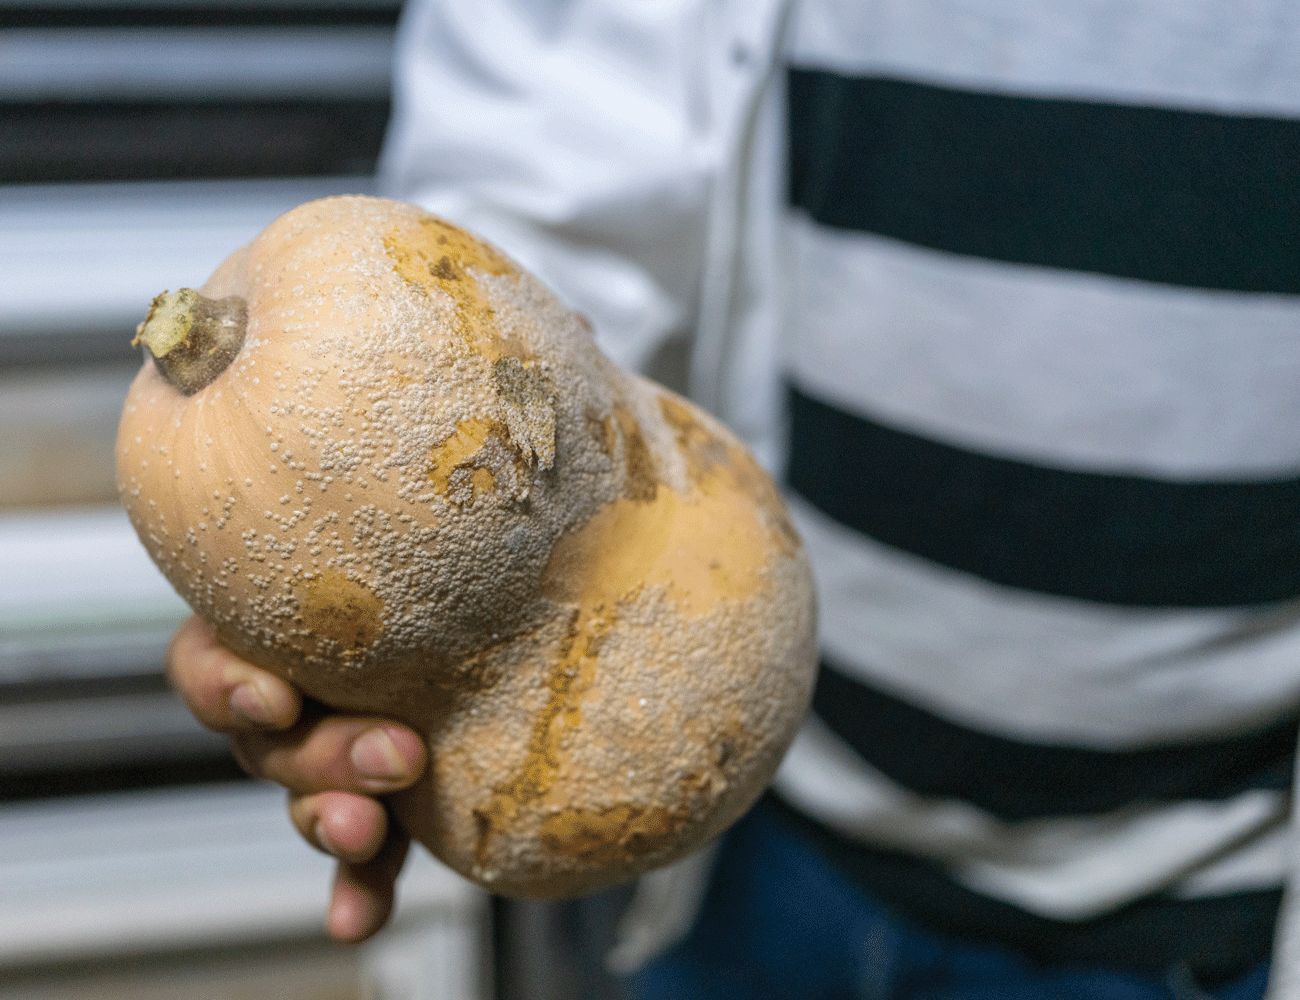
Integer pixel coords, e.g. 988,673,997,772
786,383,1300,607
787,68,1300,293
765,794,1279,984
814,661,1297,821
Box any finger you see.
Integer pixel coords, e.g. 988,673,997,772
234,717,426,795
166,615,301,731
327,829,411,943
289,791,389,864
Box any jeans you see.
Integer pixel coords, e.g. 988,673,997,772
624,799,1270,1000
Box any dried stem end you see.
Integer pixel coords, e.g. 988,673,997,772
133,288,247,396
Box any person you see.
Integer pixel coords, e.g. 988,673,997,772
168,0,1300,996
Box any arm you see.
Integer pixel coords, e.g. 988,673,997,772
382,0,715,372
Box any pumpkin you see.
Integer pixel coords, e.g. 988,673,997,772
117,195,817,896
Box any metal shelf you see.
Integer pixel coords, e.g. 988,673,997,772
0,780,489,1000
0,176,377,355
2,28,396,101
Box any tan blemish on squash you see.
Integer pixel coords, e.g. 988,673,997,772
383,215,525,362
429,417,534,506
660,393,800,558
658,394,728,484
725,438,802,559
613,403,657,503
416,214,515,277
469,467,496,497
511,608,608,801
541,485,768,619
475,605,611,869
537,763,725,867
540,801,689,865
299,569,383,654
429,418,501,490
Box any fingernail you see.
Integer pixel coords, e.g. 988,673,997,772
229,682,275,726
315,820,340,857
351,728,409,783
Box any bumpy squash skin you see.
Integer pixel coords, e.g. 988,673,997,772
117,196,817,896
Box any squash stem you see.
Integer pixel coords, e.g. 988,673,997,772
133,288,247,396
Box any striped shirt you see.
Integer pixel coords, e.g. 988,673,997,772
381,0,1300,980
772,0,1300,980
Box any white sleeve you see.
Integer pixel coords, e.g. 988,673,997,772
379,0,717,374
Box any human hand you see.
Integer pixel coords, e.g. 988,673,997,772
166,615,427,943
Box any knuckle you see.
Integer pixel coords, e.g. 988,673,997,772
241,724,338,792
167,623,230,720
287,794,322,844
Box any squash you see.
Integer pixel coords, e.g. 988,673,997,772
117,195,816,896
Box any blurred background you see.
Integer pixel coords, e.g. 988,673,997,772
0,0,518,996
